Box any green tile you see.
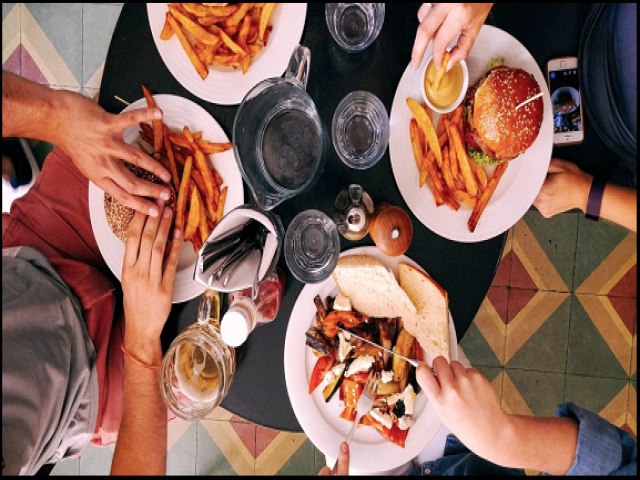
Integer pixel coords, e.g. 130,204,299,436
2,3,16,20
274,439,320,476
506,369,565,417
78,444,113,475
82,4,122,87
167,420,197,475
564,375,628,414
573,215,629,289
460,322,503,368
476,365,503,384
522,210,579,290
196,422,239,476
507,294,571,373
567,295,629,379
50,457,80,476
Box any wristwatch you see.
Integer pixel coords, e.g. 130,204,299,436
585,177,606,220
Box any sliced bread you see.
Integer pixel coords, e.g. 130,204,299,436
332,255,417,317
398,262,450,363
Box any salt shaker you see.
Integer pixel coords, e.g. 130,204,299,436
333,184,375,241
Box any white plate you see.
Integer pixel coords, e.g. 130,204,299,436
147,3,308,105
389,25,553,243
88,94,244,303
284,246,458,473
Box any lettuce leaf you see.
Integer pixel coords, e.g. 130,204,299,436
467,147,501,166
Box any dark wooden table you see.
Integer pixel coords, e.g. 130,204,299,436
99,3,605,432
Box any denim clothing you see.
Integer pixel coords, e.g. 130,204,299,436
410,403,636,476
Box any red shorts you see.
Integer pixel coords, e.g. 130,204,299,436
3,147,124,446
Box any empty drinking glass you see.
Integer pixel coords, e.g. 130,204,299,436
325,3,385,52
332,90,389,169
284,210,341,284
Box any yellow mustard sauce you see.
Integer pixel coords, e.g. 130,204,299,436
424,61,463,108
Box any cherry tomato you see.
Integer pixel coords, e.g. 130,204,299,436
308,355,335,394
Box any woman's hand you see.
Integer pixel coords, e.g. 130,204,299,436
534,158,592,217
411,3,493,70
121,206,181,363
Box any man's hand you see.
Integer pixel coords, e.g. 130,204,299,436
411,3,493,71
55,91,173,217
121,206,181,364
417,356,510,462
533,158,592,217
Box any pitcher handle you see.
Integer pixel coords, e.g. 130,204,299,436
198,289,221,327
284,44,311,89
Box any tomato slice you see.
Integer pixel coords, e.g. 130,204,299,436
308,355,335,394
365,414,409,448
340,406,356,422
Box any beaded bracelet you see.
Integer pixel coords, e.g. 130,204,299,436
121,343,161,370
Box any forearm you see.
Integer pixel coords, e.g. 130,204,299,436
491,414,578,475
599,184,636,232
2,71,67,143
111,337,167,476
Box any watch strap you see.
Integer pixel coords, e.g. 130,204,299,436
585,177,606,220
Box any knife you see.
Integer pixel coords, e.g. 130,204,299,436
338,326,420,368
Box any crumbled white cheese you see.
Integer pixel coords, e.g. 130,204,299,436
337,331,354,363
323,363,345,384
380,370,394,384
386,384,416,416
369,408,393,429
345,355,375,377
397,416,415,431
333,293,352,311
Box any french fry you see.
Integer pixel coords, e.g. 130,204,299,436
450,104,463,130
166,12,208,79
259,4,277,43
175,155,193,232
209,25,247,54
431,52,450,91
426,176,444,206
141,85,163,156
181,3,238,17
160,12,174,40
224,3,254,27
191,169,215,215
406,97,442,167
215,186,227,223
184,126,217,220
468,162,508,232
191,233,203,255
409,119,428,186
184,183,201,241
163,124,180,189
443,190,461,211
469,157,488,192
195,187,210,244
451,189,477,208
446,120,478,197
169,5,223,46
441,146,456,190
213,169,223,187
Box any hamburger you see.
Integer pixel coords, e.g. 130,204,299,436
104,163,176,242
464,64,543,165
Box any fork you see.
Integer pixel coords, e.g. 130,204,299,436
331,371,379,474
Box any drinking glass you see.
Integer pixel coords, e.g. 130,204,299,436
325,3,385,52
332,90,389,169
284,210,341,284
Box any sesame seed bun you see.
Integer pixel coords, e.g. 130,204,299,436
466,66,543,162
103,164,175,242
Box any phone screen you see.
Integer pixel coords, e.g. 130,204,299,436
549,68,582,134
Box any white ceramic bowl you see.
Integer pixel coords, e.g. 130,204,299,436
418,54,469,114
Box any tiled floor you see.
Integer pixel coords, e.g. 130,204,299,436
3,3,636,476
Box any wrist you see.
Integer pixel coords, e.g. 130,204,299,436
123,333,163,366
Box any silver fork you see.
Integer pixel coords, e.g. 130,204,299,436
331,371,379,474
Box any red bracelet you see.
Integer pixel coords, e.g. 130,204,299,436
586,177,606,221
121,343,161,370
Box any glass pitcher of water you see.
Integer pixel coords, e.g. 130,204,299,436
232,44,325,210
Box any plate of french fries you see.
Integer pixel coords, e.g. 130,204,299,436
147,3,307,105
88,93,244,303
389,26,553,243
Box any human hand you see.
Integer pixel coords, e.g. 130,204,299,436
411,3,493,70
534,158,592,217
417,356,510,462
55,90,172,217
122,206,181,363
318,442,349,476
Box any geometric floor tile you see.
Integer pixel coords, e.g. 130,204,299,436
255,428,309,475
502,369,565,417
627,382,636,438
510,211,579,292
491,227,513,287
78,444,114,476
197,420,248,476
460,287,507,366
506,292,571,372
568,294,633,379
167,420,197,475
564,375,629,427
82,4,122,88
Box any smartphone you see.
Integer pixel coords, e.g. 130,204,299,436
547,57,584,145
